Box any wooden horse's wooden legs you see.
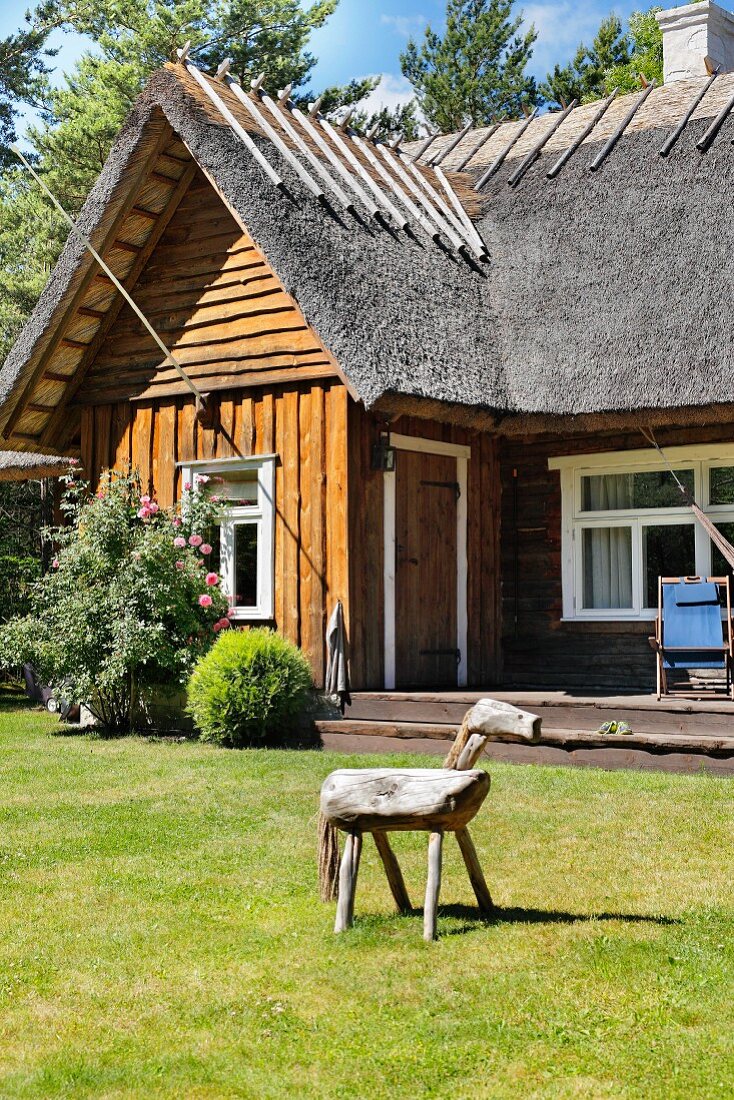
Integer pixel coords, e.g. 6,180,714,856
373,832,411,913
334,830,362,933
455,827,494,915
424,830,443,941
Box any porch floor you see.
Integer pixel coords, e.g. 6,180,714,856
315,688,734,776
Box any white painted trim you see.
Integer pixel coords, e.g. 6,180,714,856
549,442,734,472
390,432,471,459
383,468,397,690
550,444,734,621
180,455,275,621
383,434,470,689
456,455,469,687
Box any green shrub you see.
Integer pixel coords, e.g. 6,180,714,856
186,628,313,747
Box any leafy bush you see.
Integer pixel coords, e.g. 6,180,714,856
187,628,313,747
0,468,229,730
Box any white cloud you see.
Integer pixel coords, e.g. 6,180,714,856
358,72,417,114
380,13,428,39
522,1,608,77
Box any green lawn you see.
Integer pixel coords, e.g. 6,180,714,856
0,698,732,1098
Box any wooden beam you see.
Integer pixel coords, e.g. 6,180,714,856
39,158,198,449
77,306,107,320
1,119,174,442
60,338,90,350
110,239,143,254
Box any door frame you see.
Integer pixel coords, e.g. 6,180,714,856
383,432,470,689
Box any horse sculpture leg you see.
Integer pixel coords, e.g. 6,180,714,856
334,830,362,933
455,827,494,915
424,830,443,941
373,832,411,913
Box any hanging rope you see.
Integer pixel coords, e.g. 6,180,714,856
640,427,734,573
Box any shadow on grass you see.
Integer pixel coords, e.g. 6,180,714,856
435,903,680,935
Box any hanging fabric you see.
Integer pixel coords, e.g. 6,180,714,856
640,428,734,573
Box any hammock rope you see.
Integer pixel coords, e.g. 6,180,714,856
640,427,734,574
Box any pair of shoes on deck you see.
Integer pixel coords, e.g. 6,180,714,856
596,720,633,736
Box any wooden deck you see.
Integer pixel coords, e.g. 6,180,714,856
315,689,734,776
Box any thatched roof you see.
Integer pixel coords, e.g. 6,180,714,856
0,451,69,481
3,63,734,447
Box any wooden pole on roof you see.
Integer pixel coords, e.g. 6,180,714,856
473,106,540,190
11,145,207,410
696,86,734,152
546,89,618,179
454,124,500,172
428,121,474,167
589,79,656,171
660,60,719,157
506,99,577,187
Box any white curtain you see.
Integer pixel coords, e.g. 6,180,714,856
582,476,633,609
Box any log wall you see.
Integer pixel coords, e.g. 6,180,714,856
347,406,502,689
500,420,734,691
80,382,349,685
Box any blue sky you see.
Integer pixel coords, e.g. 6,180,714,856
1,0,644,122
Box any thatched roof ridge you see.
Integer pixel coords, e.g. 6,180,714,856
3,64,734,448
0,451,70,481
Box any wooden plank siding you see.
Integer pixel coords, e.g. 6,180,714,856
79,382,349,684
347,405,502,689
73,168,340,407
499,420,734,691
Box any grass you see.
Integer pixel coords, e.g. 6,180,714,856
0,696,732,1098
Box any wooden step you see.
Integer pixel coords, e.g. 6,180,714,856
315,719,734,757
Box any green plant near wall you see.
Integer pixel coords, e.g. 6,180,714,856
187,628,313,748
0,467,229,730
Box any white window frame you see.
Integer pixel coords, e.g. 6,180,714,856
549,444,734,621
179,455,276,622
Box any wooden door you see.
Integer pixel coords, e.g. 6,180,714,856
395,450,459,687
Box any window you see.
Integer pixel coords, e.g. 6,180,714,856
179,456,276,621
549,447,734,620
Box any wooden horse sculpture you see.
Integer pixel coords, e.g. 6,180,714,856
319,698,541,940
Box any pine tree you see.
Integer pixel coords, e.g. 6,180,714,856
540,15,630,108
400,0,539,133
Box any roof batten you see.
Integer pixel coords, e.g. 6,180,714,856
428,122,473,167
410,132,440,162
373,141,473,252
546,89,618,179
219,69,326,202
589,80,656,172
285,102,383,220
696,89,734,151
454,124,500,171
317,114,410,229
177,52,283,189
351,133,451,244
258,90,354,210
660,69,719,157
474,107,540,190
506,100,576,187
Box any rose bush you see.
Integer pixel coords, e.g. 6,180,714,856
0,469,228,731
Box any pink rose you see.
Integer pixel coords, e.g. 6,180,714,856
68,458,79,467
195,474,210,484
175,560,185,570
172,516,182,528
217,617,231,630
96,490,105,500
52,558,59,569
227,607,236,619
140,495,150,505
173,536,186,549
189,534,203,548
205,572,219,587
132,551,141,561
198,594,213,607
137,506,151,519
148,502,159,515
199,543,212,556
183,481,192,492
212,621,222,633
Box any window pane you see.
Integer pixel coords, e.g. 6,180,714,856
582,527,633,609
643,524,695,608
216,469,259,507
234,524,258,608
581,469,693,511
712,522,734,585
709,467,734,506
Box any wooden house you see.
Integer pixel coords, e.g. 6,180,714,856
4,4,734,760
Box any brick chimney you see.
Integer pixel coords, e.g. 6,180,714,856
657,1,734,82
